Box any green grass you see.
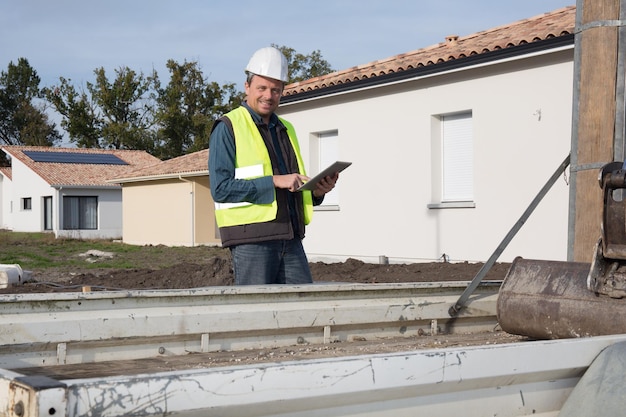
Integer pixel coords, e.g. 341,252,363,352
0,231,222,271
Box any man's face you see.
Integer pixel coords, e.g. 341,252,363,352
245,74,284,122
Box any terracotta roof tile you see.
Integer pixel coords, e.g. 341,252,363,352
1,146,161,187
0,167,11,181
112,149,208,182
283,6,575,96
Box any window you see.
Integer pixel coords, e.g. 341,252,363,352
43,196,53,230
428,111,475,209
312,131,341,207
442,112,473,202
63,196,97,230
21,197,32,211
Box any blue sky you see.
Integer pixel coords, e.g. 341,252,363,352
2,1,574,89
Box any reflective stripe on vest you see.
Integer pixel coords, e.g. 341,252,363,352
214,107,313,227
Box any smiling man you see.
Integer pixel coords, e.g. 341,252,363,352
208,46,338,285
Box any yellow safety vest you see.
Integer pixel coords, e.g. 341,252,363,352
214,107,313,228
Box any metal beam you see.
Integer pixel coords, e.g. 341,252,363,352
0,282,499,370
3,334,626,417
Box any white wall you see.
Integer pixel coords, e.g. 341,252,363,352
10,156,54,232
0,174,11,230
279,48,573,264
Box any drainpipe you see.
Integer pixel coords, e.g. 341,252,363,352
178,176,195,247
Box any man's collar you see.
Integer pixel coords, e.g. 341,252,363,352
242,102,279,126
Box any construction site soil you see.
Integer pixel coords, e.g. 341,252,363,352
5,247,512,293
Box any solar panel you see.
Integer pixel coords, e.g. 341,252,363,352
23,151,128,165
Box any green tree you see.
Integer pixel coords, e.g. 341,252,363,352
46,66,158,150
45,78,101,148
154,60,245,159
89,66,158,150
0,58,61,148
273,45,334,83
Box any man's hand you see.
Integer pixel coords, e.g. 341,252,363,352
313,172,339,198
273,173,310,192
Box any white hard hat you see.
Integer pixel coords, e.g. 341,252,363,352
245,47,289,82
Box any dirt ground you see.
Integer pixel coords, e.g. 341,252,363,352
5,247,512,293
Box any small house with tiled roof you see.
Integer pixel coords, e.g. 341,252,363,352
110,149,220,246
0,146,160,239
278,6,575,263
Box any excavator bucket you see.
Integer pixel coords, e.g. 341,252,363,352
497,257,626,339
497,161,626,339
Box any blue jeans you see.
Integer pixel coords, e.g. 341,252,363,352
230,239,313,285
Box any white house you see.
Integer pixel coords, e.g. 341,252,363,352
278,6,575,263
0,146,160,239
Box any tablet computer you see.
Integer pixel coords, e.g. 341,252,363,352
297,161,352,191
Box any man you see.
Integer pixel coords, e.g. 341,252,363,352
208,47,338,285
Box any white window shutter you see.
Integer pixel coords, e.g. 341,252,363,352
442,113,473,202
319,131,340,206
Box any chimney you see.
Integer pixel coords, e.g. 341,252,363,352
445,35,459,46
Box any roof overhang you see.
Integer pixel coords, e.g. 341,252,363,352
51,184,122,190
280,35,574,106
108,171,208,184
